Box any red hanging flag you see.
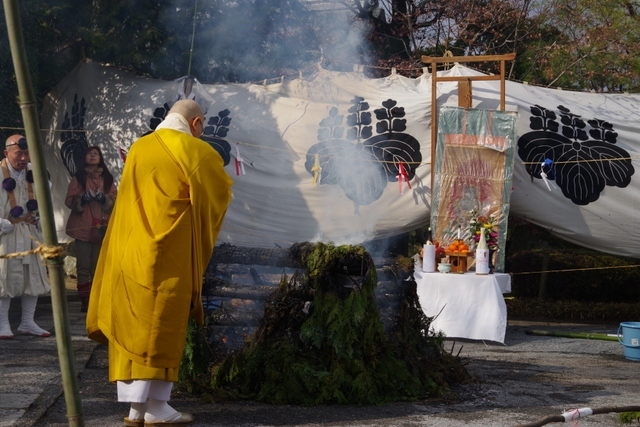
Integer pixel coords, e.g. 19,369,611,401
397,162,411,193
234,143,246,176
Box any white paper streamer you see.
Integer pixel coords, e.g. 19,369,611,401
235,144,246,176
562,407,593,422
117,145,128,169
540,160,558,191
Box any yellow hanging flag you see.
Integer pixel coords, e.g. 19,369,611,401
312,153,322,185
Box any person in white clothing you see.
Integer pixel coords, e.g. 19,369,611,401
0,134,51,339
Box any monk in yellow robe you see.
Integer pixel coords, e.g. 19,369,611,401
87,99,233,426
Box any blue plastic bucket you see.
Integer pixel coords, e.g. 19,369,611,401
617,322,640,361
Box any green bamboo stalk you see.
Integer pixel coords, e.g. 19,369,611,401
2,1,84,426
187,0,198,76
525,329,619,342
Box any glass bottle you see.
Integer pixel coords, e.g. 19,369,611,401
475,227,490,275
422,227,436,272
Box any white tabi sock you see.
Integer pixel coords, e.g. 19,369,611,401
128,401,147,421
0,297,13,338
144,398,181,422
18,295,50,337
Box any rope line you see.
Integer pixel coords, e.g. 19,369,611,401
46,223,640,276
0,240,66,260
1,126,637,169
510,264,640,275
21,225,640,277
52,224,297,247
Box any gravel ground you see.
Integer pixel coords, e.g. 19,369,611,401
23,318,640,427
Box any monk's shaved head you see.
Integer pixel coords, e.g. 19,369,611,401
6,134,25,146
169,99,206,138
4,134,29,170
169,100,204,122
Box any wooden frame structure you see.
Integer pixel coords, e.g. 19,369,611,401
421,53,516,191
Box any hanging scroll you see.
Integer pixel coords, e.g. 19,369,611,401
431,107,518,272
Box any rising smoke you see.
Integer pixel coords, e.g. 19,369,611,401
159,0,378,84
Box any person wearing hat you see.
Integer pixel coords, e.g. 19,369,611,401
0,134,51,339
86,99,233,426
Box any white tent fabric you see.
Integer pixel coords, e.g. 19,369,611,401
40,59,640,258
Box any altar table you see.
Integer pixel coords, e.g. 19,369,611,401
414,271,511,343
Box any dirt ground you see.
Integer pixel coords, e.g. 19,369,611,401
28,318,640,427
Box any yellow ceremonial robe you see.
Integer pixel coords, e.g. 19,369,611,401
86,129,232,382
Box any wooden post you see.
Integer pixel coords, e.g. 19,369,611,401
430,61,437,192
458,79,472,108
422,53,516,204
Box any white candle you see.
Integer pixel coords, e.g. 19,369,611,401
422,244,436,272
457,226,461,239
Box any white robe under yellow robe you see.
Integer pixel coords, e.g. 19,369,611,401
86,127,232,382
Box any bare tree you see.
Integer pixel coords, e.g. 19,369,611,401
333,0,640,91
522,0,640,92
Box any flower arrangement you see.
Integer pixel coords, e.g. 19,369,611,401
469,211,499,250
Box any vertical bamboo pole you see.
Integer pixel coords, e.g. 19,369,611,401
430,61,437,196
2,1,84,426
187,0,198,76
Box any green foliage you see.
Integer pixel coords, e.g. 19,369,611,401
387,279,464,396
73,0,185,77
619,412,640,424
515,0,640,92
4,0,640,143
0,0,90,142
5,0,640,146
185,242,467,405
178,317,213,394
0,0,322,143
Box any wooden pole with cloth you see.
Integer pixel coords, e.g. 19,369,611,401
2,0,85,425
421,53,515,194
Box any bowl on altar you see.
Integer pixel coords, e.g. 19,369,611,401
437,263,451,273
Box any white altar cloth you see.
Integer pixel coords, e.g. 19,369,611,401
414,272,511,343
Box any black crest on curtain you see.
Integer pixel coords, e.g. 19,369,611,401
517,104,634,205
144,103,232,167
201,109,232,166
305,97,422,212
59,94,89,176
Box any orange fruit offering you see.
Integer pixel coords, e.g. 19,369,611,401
447,239,469,253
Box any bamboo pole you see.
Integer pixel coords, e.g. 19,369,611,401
525,329,619,342
187,0,198,76
430,61,437,193
2,1,85,426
